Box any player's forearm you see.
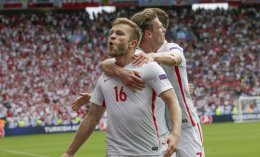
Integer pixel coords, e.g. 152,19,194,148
161,89,182,137
66,104,104,155
100,58,122,77
168,92,182,137
152,52,181,66
65,115,97,155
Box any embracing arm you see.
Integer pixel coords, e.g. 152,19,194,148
133,51,182,66
61,104,105,157
72,57,143,111
150,52,182,66
159,89,182,157
100,58,145,91
99,58,121,77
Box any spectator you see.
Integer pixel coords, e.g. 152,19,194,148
0,7,259,128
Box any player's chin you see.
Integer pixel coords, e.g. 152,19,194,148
108,47,114,52
108,50,117,57
162,36,166,41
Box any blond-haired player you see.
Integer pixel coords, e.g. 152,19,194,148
61,17,181,157
101,8,204,157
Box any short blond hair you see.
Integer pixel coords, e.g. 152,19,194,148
112,18,142,46
130,9,157,32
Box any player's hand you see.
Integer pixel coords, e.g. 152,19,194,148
133,52,155,66
72,93,91,111
162,134,179,157
118,69,145,91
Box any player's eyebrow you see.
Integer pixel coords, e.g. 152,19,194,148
109,29,125,36
115,30,125,35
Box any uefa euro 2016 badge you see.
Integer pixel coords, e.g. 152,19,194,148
159,74,167,80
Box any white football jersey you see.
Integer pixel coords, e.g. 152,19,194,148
90,61,173,156
157,42,200,129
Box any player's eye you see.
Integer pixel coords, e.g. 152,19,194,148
116,31,124,36
109,31,113,36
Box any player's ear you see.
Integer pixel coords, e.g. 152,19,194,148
143,30,152,39
144,30,152,38
129,40,138,49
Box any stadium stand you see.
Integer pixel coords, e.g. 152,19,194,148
0,6,259,128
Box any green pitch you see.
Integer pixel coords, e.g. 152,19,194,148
0,122,260,157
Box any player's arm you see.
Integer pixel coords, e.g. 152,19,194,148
61,103,105,157
143,62,181,156
72,93,92,111
133,51,182,66
100,58,145,91
153,51,181,65
160,89,182,157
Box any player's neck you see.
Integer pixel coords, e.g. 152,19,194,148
115,51,134,67
139,41,158,53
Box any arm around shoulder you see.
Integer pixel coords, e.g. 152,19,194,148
153,51,182,66
100,58,144,91
99,58,120,77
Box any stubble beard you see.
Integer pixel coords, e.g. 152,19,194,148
109,43,128,57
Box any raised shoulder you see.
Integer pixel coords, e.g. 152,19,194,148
143,61,161,69
141,62,166,80
164,42,183,52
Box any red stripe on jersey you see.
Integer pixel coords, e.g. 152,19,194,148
102,100,106,108
175,66,195,126
151,90,160,144
197,123,204,147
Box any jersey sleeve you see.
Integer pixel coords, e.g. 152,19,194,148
142,62,173,96
90,74,105,107
165,43,186,66
165,43,183,56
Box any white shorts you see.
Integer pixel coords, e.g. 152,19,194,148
176,123,205,157
160,123,205,157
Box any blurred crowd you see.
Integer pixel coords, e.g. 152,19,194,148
0,7,259,128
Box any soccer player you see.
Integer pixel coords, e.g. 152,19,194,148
61,17,182,157
150,8,204,157
71,8,202,157
101,8,204,157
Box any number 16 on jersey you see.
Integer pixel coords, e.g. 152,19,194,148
114,86,127,102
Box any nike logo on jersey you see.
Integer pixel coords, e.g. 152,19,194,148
104,77,112,82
